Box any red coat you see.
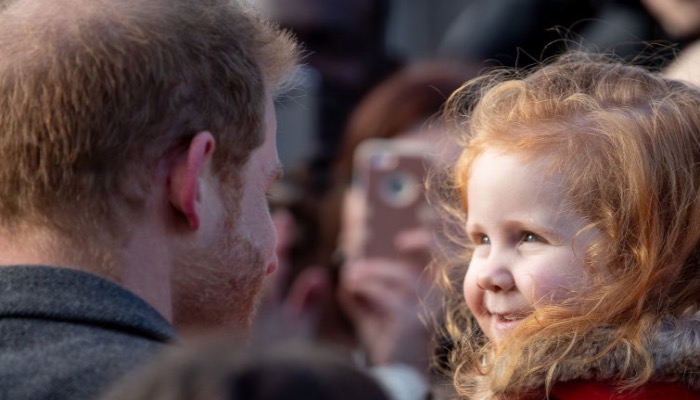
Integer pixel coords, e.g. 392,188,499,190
551,380,700,400
466,319,700,400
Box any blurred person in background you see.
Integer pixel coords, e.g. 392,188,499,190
253,41,400,345
253,59,480,400
102,337,390,400
333,59,479,400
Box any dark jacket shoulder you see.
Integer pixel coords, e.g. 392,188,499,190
0,266,177,400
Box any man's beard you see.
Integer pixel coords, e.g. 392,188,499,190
171,219,266,336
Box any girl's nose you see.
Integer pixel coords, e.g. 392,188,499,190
475,250,515,292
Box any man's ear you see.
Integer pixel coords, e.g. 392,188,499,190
168,131,216,230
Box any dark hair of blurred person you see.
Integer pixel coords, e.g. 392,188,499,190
101,338,390,400
438,0,672,69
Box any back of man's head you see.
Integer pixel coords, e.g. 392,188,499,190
0,0,297,259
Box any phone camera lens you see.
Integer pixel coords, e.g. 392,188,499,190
380,172,418,207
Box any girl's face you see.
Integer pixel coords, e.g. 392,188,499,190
463,149,600,344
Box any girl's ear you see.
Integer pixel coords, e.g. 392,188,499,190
167,131,216,230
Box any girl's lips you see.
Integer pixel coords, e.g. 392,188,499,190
495,313,523,321
492,313,526,332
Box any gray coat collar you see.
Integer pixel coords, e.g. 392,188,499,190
0,265,176,342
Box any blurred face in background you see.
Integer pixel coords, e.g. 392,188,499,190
642,0,700,39
339,127,446,263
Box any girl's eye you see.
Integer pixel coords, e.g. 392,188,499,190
479,235,491,245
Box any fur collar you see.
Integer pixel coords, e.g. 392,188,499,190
470,317,700,400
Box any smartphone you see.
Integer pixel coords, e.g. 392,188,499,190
351,138,434,259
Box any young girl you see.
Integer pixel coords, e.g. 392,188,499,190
435,54,700,400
